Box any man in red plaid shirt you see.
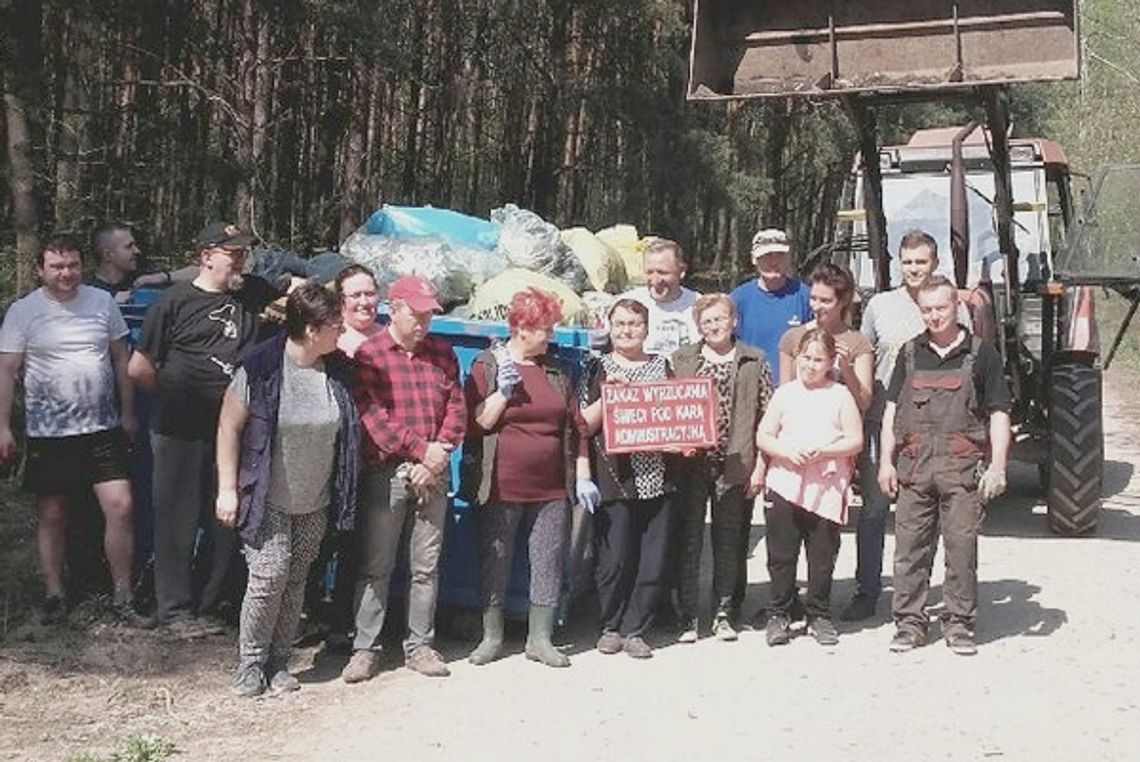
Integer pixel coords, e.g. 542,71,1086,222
342,275,466,683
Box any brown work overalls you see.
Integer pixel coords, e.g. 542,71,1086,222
892,336,988,636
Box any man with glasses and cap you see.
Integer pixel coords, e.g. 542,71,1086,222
128,222,278,637
730,229,812,382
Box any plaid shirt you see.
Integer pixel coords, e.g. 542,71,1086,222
353,329,466,465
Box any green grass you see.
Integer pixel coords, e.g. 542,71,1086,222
66,735,176,762
0,477,38,637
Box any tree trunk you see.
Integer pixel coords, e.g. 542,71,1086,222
53,9,91,231
2,0,43,293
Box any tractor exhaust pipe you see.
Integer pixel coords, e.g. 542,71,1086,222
950,121,978,289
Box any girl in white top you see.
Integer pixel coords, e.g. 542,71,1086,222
756,329,863,646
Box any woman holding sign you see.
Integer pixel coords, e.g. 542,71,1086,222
579,298,673,659
462,288,595,668
670,293,774,643
757,328,863,648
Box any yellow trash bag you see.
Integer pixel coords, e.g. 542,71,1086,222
596,224,644,286
560,227,628,294
467,268,592,326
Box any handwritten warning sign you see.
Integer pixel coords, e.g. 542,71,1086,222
601,378,718,454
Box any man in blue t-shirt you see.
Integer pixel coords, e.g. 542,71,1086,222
729,228,812,380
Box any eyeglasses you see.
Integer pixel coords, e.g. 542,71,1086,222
611,320,646,330
699,315,731,327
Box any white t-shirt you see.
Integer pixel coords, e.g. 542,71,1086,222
625,285,700,357
861,287,972,421
0,285,128,438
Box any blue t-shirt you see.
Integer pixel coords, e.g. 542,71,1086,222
729,278,812,380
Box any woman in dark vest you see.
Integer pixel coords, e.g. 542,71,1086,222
215,282,360,696
462,287,594,668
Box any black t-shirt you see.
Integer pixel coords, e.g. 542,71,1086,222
136,278,276,439
886,330,1012,415
86,272,140,296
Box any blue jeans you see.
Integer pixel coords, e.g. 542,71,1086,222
855,420,891,600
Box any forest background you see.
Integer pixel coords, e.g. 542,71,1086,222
1,0,1139,359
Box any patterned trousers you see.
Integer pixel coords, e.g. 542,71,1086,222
238,507,327,670
478,498,568,608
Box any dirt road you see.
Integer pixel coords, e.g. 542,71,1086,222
4,372,1140,761
207,371,1140,762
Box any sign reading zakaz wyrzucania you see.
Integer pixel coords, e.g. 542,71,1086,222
601,378,718,454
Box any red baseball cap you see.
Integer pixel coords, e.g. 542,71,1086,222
388,275,442,313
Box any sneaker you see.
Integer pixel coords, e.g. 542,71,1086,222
40,595,67,626
711,613,738,642
267,669,301,693
840,594,877,622
596,631,623,655
945,630,977,656
889,629,925,653
406,646,451,677
163,617,224,641
765,614,792,647
624,635,653,659
341,649,381,684
677,619,699,644
808,617,839,646
232,663,266,698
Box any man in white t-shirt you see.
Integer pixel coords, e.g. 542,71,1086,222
623,237,700,356
842,229,972,623
0,235,141,625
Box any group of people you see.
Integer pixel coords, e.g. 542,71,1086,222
0,219,1011,699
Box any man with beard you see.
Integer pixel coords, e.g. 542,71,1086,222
128,222,277,637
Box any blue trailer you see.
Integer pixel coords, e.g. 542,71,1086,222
122,291,594,617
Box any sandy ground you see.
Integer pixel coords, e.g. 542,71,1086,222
3,370,1140,761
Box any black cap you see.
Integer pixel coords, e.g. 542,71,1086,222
193,222,256,252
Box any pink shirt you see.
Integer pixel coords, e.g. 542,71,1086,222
765,379,855,524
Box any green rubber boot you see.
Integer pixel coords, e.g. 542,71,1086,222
468,606,505,666
524,604,570,668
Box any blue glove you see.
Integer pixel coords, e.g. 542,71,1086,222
575,478,601,514
496,357,522,398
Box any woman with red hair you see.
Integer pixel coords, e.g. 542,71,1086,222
461,288,594,668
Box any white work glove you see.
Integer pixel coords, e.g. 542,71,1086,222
496,357,522,399
576,478,601,514
978,465,1007,503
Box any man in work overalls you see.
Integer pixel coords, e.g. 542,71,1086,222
878,275,1011,655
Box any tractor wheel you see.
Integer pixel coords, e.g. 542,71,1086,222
1046,361,1103,535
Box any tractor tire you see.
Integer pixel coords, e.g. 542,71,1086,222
1046,361,1103,535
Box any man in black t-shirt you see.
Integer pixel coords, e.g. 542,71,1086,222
128,222,277,635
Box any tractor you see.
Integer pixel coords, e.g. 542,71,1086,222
686,1,1140,534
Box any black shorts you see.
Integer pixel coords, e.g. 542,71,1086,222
23,428,131,495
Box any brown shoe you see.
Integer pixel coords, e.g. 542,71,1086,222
596,631,623,655
341,649,381,684
624,635,653,659
406,646,451,677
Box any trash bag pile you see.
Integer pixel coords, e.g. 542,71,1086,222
340,202,655,326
